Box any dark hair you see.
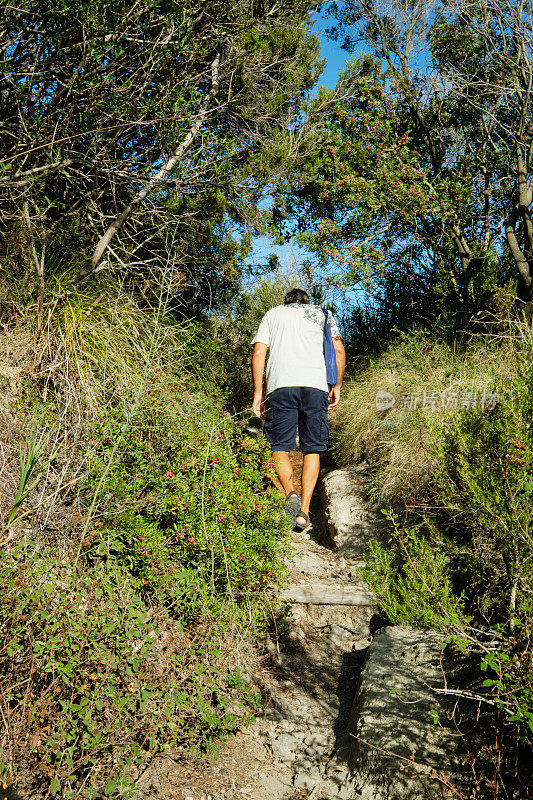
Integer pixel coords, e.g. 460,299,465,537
284,288,310,305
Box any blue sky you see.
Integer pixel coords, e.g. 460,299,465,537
309,13,353,92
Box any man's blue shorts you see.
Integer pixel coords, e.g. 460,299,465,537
263,387,329,453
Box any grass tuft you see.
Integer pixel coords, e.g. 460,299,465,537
334,326,526,503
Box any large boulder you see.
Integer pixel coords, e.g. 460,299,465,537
319,467,386,559
347,626,471,800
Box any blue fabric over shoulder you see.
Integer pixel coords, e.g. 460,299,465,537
322,307,338,390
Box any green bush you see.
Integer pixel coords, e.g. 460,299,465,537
429,400,533,631
0,290,290,798
83,370,288,612
360,514,471,633
357,323,533,748
0,546,259,800
428,382,533,737
332,328,520,503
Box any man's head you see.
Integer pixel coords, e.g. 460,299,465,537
284,288,310,305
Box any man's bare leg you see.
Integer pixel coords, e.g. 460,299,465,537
272,450,295,497
297,452,320,525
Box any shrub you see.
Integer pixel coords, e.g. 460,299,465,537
82,372,289,615
333,327,524,504
0,288,290,798
0,546,259,800
360,514,471,633
355,321,533,764
428,401,533,631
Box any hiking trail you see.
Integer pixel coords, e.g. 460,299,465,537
135,453,376,800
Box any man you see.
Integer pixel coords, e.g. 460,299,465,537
251,288,345,531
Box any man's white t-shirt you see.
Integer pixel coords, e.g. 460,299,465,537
251,303,341,396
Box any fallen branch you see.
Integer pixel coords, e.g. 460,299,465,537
429,685,516,710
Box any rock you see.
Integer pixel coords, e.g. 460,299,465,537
293,756,314,771
293,773,317,792
278,718,297,732
319,468,387,558
322,774,355,800
304,732,331,748
264,706,283,719
271,733,298,762
304,743,328,759
347,626,472,799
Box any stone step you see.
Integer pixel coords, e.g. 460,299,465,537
280,582,375,606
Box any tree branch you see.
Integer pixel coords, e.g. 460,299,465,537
68,47,222,286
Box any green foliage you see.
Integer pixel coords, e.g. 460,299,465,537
280,1,533,324
428,398,533,626
349,321,533,745
279,59,482,315
424,349,533,737
0,289,290,798
5,428,51,531
480,650,533,734
0,0,322,305
0,545,259,799
46,288,233,410
361,514,471,633
83,373,289,609
332,327,495,502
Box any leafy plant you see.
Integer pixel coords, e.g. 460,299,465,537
82,371,289,613
356,323,533,753
4,429,51,534
429,399,533,630
0,545,259,799
360,511,471,634
0,289,291,799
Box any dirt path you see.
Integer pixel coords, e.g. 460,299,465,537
136,455,374,800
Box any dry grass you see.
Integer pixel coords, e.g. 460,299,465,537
334,322,530,504
38,289,193,410
0,285,196,551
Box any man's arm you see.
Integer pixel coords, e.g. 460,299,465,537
328,336,346,408
252,342,268,418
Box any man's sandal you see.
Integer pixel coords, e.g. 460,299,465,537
293,510,310,532
285,491,301,522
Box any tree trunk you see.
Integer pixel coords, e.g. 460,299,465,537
505,212,533,324
23,203,45,331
